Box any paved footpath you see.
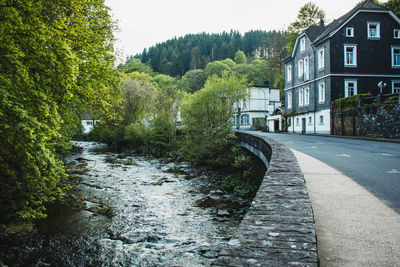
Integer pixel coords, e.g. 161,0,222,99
293,149,400,266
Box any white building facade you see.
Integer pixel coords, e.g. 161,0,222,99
233,86,281,130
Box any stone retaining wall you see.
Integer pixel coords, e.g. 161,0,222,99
213,132,317,266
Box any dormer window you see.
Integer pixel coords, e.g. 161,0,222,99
368,22,380,39
394,29,400,39
346,27,354,37
300,37,305,52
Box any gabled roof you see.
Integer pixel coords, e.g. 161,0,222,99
284,0,400,64
313,0,395,45
305,25,327,43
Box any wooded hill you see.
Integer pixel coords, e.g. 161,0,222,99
127,30,288,77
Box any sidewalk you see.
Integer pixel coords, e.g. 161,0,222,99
292,149,400,266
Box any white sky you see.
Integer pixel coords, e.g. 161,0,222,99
105,0,361,61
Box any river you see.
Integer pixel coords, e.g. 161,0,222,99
3,141,254,266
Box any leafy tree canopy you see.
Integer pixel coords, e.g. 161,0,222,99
287,2,325,53
234,50,247,64
0,0,119,222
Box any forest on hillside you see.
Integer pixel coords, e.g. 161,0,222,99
126,30,288,78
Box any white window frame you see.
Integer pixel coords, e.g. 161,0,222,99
318,48,325,70
344,45,357,67
346,27,354,37
299,88,304,106
319,82,325,103
298,59,304,78
319,115,324,125
300,37,305,52
304,57,309,80
304,87,309,106
308,116,312,125
345,80,357,97
296,118,300,125
287,91,292,109
367,22,380,39
287,65,292,82
392,46,400,68
394,29,400,39
392,80,400,94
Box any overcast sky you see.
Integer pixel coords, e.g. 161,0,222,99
104,0,361,61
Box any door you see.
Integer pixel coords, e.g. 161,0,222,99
302,118,306,134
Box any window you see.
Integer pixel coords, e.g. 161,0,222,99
299,88,304,106
240,114,249,125
300,37,305,52
344,45,357,67
368,22,380,39
304,57,309,80
287,65,292,82
394,29,400,39
392,81,400,94
287,92,292,109
296,118,300,125
304,87,309,106
320,115,324,125
319,82,325,103
345,80,357,97
308,117,312,125
392,46,400,68
298,60,303,78
288,117,291,126
346,27,354,37
318,48,325,70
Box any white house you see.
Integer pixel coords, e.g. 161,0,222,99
81,112,98,134
233,86,281,130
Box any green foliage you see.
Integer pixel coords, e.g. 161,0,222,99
233,64,259,84
221,58,237,69
204,61,231,78
153,74,176,88
0,0,119,223
234,50,247,64
177,69,206,93
383,0,400,15
119,58,154,75
221,147,265,196
131,30,288,77
287,2,325,53
181,72,249,167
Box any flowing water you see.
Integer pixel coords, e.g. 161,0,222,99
3,141,253,266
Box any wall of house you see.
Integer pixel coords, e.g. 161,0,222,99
287,109,330,134
330,12,400,75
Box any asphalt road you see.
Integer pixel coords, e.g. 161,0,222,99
263,132,400,214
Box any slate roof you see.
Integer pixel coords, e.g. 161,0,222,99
312,0,391,44
284,0,395,63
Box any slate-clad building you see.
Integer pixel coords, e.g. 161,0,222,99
284,0,400,134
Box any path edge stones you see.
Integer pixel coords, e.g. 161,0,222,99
213,132,318,266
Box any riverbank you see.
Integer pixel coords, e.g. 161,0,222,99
0,141,261,266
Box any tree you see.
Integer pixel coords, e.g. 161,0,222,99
383,0,400,15
177,69,206,93
234,50,247,64
232,64,260,85
153,74,176,88
204,61,231,78
287,2,326,53
119,58,154,75
0,0,119,222
181,73,249,167
221,58,237,69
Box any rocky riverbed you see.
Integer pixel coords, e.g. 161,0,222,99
1,141,254,266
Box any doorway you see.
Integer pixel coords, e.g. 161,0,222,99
302,118,306,134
